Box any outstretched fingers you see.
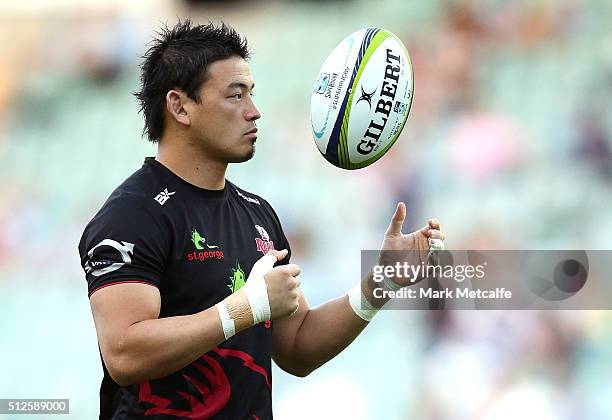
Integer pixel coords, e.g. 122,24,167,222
385,202,407,236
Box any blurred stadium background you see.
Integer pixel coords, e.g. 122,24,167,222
1,0,612,418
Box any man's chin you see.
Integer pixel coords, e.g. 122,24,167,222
227,146,255,163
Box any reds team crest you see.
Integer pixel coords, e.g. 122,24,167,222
254,225,274,255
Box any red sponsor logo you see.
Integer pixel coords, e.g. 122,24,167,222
186,250,225,261
255,238,274,255
254,224,274,255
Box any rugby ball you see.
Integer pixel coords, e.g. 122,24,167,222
310,27,414,169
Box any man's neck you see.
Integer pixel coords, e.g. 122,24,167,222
156,136,227,191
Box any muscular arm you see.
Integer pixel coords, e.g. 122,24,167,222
272,203,444,377
271,274,385,377
90,282,253,386
91,250,299,386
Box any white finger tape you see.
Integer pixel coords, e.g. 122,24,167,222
429,238,445,251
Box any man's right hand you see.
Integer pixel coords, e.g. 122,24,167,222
263,249,301,320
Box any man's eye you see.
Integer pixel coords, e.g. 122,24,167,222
231,93,242,99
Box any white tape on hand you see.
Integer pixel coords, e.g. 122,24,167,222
348,282,378,322
249,254,277,279
216,302,236,340
243,254,276,324
381,275,403,292
350,237,446,322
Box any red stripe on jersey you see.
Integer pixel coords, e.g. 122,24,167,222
88,280,159,298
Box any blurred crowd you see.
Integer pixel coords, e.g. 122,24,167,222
1,0,611,419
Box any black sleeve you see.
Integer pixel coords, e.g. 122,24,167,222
78,198,169,297
261,199,291,266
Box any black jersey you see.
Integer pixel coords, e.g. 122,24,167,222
78,158,290,420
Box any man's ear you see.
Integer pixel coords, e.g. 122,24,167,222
165,90,190,127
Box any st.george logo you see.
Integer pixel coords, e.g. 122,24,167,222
187,229,224,261
154,188,175,206
191,229,219,250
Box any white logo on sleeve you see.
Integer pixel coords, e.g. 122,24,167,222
84,239,135,276
154,188,175,206
236,189,261,205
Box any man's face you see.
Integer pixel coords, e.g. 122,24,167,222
186,56,261,163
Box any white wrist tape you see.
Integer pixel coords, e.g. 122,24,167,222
348,282,378,322
243,254,275,324
350,238,446,321
216,302,236,340
381,275,403,292
217,253,277,337
244,278,271,324
348,265,408,321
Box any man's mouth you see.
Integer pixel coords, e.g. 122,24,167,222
244,127,258,140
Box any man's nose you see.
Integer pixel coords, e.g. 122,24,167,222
245,95,262,121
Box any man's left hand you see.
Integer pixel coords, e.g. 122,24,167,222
379,202,445,286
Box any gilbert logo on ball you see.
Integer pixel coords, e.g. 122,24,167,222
310,27,414,169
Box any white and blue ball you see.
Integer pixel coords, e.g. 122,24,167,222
310,27,414,169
